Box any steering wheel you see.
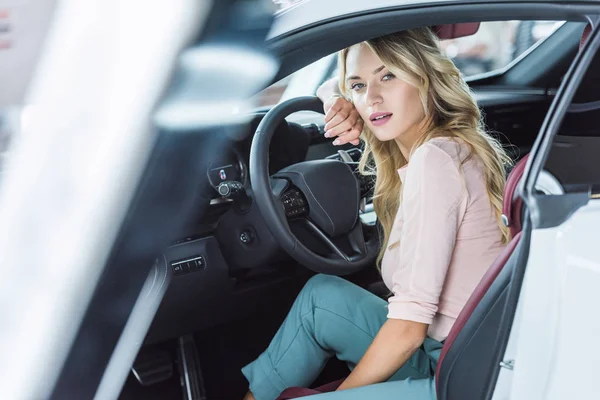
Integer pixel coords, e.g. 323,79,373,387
250,96,378,275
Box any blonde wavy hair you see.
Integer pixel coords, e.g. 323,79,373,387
337,27,512,267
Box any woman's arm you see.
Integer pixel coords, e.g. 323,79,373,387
315,77,341,101
336,319,428,391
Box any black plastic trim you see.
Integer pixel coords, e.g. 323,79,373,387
529,193,590,229
146,236,234,343
482,213,532,399
475,89,549,108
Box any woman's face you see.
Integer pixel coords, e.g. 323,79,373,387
345,43,426,144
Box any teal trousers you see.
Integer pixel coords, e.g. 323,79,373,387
242,274,443,400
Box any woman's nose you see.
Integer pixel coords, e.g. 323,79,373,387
366,85,383,107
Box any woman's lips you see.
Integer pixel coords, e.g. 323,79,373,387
370,114,392,126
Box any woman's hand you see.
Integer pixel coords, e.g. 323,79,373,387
336,319,428,392
317,78,363,146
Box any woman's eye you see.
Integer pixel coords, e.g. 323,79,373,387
350,82,365,91
382,73,395,81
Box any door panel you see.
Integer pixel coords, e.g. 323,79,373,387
506,200,600,400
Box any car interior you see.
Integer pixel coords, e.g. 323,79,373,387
116,12,592,400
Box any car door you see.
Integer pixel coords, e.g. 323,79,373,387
492,22,600,400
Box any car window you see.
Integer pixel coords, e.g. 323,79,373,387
540,43,600,194
253,20,564,107
441,20,564,77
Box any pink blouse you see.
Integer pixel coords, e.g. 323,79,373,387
380,137,506,342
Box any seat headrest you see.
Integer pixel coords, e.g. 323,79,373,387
501,154,529,238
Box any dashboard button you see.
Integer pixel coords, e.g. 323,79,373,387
171,256,205,275
190,257,205,270
172,263,186,275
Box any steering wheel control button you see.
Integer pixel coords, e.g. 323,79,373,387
217,183,231,197
217,181,244,197
282,188,309,218
217,180,252,213
170,256,205,276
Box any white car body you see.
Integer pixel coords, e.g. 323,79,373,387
505,202,600,399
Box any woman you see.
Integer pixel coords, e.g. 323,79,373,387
242,27,511,400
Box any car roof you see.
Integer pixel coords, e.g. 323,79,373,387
269,0,453,39
267,0,586,40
